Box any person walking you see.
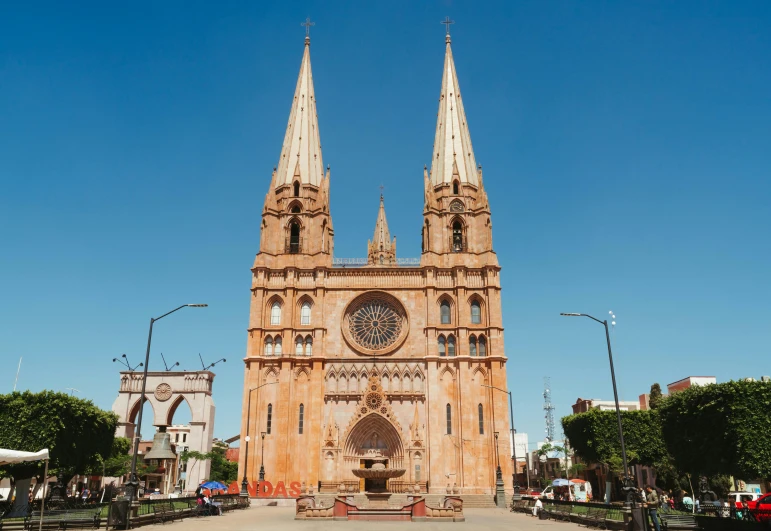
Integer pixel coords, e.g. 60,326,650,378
646,486,661,531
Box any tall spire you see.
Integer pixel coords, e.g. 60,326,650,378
367,194,396,266
274,33,324,189
429,29,479,187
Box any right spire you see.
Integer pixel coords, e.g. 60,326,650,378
429,28,479,187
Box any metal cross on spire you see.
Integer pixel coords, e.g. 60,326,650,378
379,184,385,198
301,17,315,38
441,16,455,35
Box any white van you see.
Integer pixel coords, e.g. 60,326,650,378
727,492,760,508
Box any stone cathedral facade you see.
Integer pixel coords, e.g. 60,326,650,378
239,31,514,495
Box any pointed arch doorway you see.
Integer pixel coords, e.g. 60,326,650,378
343,413,405,492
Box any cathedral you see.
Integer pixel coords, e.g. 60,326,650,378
239,29,514,496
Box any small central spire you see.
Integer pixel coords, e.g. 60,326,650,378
367,193,397,266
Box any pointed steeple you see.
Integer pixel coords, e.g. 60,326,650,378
274,36,325,188
367,194,397,266
429,32,479,187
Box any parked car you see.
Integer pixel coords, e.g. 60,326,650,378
746,493,771,523
727,491,760,509
521,488,542,499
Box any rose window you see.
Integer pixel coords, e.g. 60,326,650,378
347,298,403,350
366,393,382,410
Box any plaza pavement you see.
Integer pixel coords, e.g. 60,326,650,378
145,505,574,530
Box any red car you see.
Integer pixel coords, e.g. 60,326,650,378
521,488,542,498
746,493,771,523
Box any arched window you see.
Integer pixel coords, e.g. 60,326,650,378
453,180,459,195
293,181,300,197
289,222,301,254
469,336,477,357
274,336,283,356
295,337,303,356
440,300,451,324
478,404,484,434
471,300,481,324
446,404,452,435
448,335,456,357
298,404,304,434
266,404,273,434
291,205,301,213
478,336,487,357
300,302,311,325
438,335,446,357
264,337,273,356
305,336,312,356
452,221,463,252
270,302,281,325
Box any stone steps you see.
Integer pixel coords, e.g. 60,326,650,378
317,493,497,509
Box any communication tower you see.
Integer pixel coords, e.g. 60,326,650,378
543,377,556,442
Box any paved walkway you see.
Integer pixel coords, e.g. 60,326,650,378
147,506,574,530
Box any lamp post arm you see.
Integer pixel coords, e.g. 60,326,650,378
581,314,605,325
154,304,189,322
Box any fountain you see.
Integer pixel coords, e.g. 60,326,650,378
351,451,405,507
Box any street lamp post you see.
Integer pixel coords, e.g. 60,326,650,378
259,433,267,481
124,303,207,530
240,382,278,497
482,384,521,500
560,312,636,504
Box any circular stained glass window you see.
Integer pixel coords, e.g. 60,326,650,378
348,298,403,350
342,293,408,355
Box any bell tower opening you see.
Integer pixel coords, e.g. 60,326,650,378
452,221,463,252
289,222,301,254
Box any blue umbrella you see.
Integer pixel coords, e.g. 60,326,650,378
552,479,570,487
201,481,227,490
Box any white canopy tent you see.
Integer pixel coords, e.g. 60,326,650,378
0,449,49,466
0,448,50,531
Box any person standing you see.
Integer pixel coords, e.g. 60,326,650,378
646,486,661,531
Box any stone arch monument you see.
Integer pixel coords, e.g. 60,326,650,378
112,370,216,490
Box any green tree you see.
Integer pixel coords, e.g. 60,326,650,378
562,409,669,469
208,443,238,483
0,391,117,513
649,383,663,410
657,379,771,480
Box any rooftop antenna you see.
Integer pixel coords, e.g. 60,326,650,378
65,387,80,396
543,377,556,442
113,353,143,371
160,353,180,372
199,353,226,371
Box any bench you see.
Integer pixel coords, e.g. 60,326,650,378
25,507,103,530
151,502,182,525
510,500,529,512
236,496,250,509
661,513,698,530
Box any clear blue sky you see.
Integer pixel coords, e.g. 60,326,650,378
2,1,770,451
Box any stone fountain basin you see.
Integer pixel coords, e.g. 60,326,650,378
352,468,406,479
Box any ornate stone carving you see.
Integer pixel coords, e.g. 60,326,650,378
341,292,408,356
154,383,172,401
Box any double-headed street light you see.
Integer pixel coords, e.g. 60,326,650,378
560,312,636,504
125,303,207,530
240,382,278,497
482,383,521,501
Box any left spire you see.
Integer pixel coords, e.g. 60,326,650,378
274,20,324,189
